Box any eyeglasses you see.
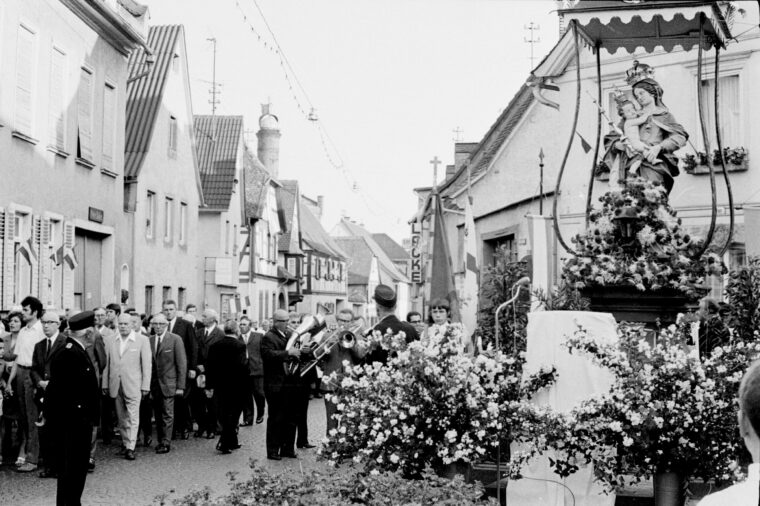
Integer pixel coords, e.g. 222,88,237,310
41,320,59,325
337,319,352,324
273,319,289,323
151,322,168,326
409,320,422,324
431,307,448,312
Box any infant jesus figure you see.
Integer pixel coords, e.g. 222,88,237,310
617,99,650,176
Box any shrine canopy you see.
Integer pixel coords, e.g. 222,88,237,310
557,0,736,55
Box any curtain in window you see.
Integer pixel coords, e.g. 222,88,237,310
700,75,740,149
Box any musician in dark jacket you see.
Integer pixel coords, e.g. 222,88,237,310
194,309,225,438
366,285,420,364
261,309,303,460
46,311,100,506
205,320,247,454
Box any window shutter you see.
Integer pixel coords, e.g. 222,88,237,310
102,84,115,169
39,216,50,300
62,222,75,310
29,216,40,296
15,25,36,136
77,68,93,161
49,47,66,149
1,211,15,309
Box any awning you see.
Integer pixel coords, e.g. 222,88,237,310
558,1,735,55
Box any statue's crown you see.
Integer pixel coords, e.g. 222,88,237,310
612,88,629,106
625,60,655,86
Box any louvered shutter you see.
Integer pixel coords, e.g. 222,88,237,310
77,68,93,161
1,211,14,309
102,83,115,169
15,25,35,136
29,216,40,296
62,222,75,310
39,216,50,302
49,47,66,149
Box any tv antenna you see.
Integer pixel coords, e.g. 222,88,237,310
524,22,541,69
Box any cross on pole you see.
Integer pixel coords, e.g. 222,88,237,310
430,156,442,188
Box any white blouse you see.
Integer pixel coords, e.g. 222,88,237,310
699,463,760,505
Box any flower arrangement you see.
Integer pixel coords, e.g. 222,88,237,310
562,177,725,298
545,323,760,491
319,325,556,477
683,147,748,172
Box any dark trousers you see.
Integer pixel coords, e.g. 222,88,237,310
242,375,266,423
150,392,175,446
1,416,23,463
264,388,296,456
100,394,115,443
295,386,310,446
138,396,153,443
39,423,57,471
173,392,192,436
54,420,92,506
216,394,242,451
193,388,217,435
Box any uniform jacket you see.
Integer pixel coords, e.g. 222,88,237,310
46,337,100,426
239,331,264,376
149,331,187,397
31,332,67,387
168,317,198,372
206,335,247,398
102,331,152,399
366,314,419,364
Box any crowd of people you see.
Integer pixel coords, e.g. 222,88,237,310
0,284,465,504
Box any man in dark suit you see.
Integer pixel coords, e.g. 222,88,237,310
366,285,420,364
261,309,302,460
147,314,187,454
163,300,197,440
238,316,265,425
205,319,247,454
46,311,100,506
31,311,68,478
194,309,225,438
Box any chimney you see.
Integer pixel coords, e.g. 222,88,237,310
454,142,478,173
316,195,324,220
257,102,281,178
445,164,456,181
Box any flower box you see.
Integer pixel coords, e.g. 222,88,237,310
580,285,697,327
684,159,747,175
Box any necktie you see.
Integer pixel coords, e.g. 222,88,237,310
46,338,51,357
157,334,162,352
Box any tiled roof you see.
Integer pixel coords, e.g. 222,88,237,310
125,25,183,179
300,197,346,259
194,115,244,210
440,84,534,198
335,219,410,284
277,180,301,254
118,0,149,17
334,236,372,284
371,233,409,262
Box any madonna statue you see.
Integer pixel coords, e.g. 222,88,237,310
603,61,689,194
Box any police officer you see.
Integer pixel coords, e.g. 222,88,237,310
46,311,100,506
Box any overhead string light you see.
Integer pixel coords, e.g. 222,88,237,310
231,0,394,217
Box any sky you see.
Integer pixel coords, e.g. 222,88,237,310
144,0,561,242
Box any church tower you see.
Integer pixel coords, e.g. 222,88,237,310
257,102,281,178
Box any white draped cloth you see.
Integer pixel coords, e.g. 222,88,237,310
507,311,618,506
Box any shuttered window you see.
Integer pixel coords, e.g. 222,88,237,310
168,115,178,157
77,67,94,161
102,83,115,170
49,46,66,150
700,75,741,149
14,24,36,136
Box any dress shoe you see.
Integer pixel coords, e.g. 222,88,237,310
281,452,297,459
16,462,37,473
255,416,264,424
124,450,136,461
297,442,316,449
230,443,241,450
115,446,127,456
180,430,190,440
155,444,171,454
218,447,232,454
38,468,57,478
194,430,204,438
88,459,95,472
143,437,153,448
266,454,282,460
204,432,216,439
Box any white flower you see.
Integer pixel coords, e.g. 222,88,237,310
623,437,634,447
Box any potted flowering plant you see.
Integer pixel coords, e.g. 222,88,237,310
547,323,760,505
562,177,724,324
683,147,748,174
318,325,556,480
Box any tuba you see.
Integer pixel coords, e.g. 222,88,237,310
299,322,363,377
283,314,326,376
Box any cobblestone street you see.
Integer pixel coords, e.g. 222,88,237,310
1,399,329,506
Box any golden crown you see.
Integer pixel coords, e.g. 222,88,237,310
625,60,656,86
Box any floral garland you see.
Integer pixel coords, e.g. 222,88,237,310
562,177,725,298
543,323,760,490
318,326,556,477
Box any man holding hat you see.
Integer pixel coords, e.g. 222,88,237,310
366,284,419,364
46,310,100,506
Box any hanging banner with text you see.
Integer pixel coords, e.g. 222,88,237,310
410,220,424,284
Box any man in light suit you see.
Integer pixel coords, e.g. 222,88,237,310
239,316,265,426
101,314,151,461
147,313,187,454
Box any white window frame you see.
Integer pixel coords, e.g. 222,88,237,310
101,80,116,171
77,65,94,163
697,72,743,151
14,23,37,139
163,197,173,242
168,115,178,158
179,202,187,245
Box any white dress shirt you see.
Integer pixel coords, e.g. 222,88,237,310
118,331,136,356
14,321,44,367
699,463,759,505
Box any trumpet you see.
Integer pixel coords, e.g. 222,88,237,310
299,322,363,377
284,314,326,376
